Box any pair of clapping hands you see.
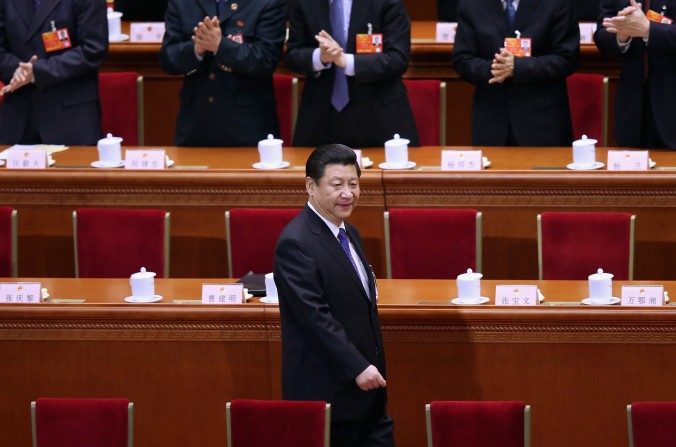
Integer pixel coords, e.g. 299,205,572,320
193,16,223,56
602,0,651,42
316,30,347,68
1,55,37,95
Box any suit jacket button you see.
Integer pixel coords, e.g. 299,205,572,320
208,73,216,80
374,347,380,355
208,96,215,104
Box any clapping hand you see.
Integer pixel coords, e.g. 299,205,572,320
602,0,650,42
488,48,514,84
192,16,222,56
315,30,346,68
1,55,37,95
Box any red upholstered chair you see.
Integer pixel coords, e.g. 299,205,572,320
627,402,676,447
566,73,609,146
426,401,531,447
98,72,144,146
273,74,299,145
0,207,18,277
384,208,482,279
403,79,447,145
537,212,635,280
226,400,330,447
31,398,133,447
225,208,300,277
73,208,170,278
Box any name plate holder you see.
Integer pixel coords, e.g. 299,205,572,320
202,283,244,304
0,282,42,304
441,150,483,171
130,22,166,43
621,285,664,306
495,285,539,306
435,22,457,43
125,149,166,170
607,150,649,171
6,149,47,169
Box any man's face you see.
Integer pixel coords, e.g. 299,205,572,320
306,163,360,226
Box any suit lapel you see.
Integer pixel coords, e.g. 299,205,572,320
219,0,249,24
513,0,539,34
346,0,374,51
29,0,61,39
484,0,509,38
197,0,216,16
348,228,376,303
316,0,331,38
12,0,32,29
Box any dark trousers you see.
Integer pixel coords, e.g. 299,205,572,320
330,394,395,447
20,105,42,144
641,82,667,149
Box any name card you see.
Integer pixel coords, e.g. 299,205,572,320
6,149,47,169
579,22,597,44
202,283,244,304
441,150,483,171
130,22,166,43
0,282,42,304
607,150,649,171
495,285,539,306
436,22,457,43
125,149,166,170
621,285,664,306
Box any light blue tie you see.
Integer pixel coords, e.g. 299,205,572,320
505,0,516,30
337,228,359,275
330,0,349,112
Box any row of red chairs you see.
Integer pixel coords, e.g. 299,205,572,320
29,397,675,447
0,207,635,280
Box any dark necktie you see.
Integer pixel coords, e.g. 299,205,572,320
330,0,349,112
337,228,360,275
505,0,516,30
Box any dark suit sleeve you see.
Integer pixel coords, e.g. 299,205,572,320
159,0,203,75
353,0,411,83
284,0,319,77
32,0,108,89
0,3,22,82
512,0,579,83
647,22,676,54
451,0,493,85
275,237,371,382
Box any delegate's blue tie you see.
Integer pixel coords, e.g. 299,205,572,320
337,228,360,275
505,0,516,30
330,0,349,112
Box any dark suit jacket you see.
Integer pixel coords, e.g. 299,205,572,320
437,0,460,21
159,0,285,147
452,0,579,146
575,0,600,21
0,0,108,145
274,205,386,422
595,0,676,148
285,0,419,147
115,0,167,21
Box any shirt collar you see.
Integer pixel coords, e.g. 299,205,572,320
308,201,345,238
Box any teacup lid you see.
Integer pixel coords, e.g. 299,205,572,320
457,268,483,280
131,267,156,279
107,7,123,18
588,268,613,280
572,134,597,147
258,134,283,148
384,133,410,148
98,133,123,144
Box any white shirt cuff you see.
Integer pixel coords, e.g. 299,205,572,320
617,36,632,53
344,53,355,76
312,48,331,71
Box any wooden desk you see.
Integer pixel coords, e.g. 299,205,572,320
1,278,674,447
2,146,674,280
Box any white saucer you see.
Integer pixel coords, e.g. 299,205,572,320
451,297,490,305
109,34,130,43
581,297,620,305
259,296,279,304
252,161,290,170
362,159,374,168
483,157,491,168
91,160,125,168
378,161,417,170
124,295,163,303
567,162,605,170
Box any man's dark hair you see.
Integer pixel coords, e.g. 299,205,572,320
306,143,361,182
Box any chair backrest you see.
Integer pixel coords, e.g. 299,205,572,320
0,207,17,276
272,74,299,145
403,79,447,146
74,208,170,278
31,398,133,447
566,73,609,146
537,211,635,280
225,208,300,277
426,401,530,447
98,72,144,146
627,402,676,447
384,208,481,279
226,400,330,447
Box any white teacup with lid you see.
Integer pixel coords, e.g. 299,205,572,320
257,134,284,168
97,133,123,165
129,267,156,300
588,268,613,303
384,134,410,168
456,268,483,302
572,134,597,168
107,7,123,41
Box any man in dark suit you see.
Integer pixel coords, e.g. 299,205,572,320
159,0,286,146
437,0,460,21
0,0,108,145
452,0,580,146
285,0,419,148
595,0,676,148
274,144,393,447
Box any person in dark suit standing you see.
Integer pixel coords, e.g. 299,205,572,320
285,0,419,148
437,0,460,21
452,0,580,146
159,0,286,146
595,0,676,149
274,144,393,447
0,0,108,145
